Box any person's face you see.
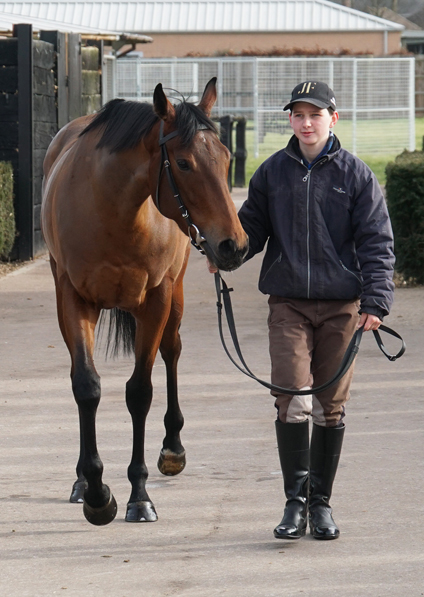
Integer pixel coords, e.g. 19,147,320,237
289,102,339,153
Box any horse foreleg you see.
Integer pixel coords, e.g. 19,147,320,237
157,279,186,476
69,423,88,503
49,257,88,504
125,283,173,523
58,275,117,526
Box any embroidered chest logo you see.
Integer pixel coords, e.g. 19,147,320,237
333,186,346,194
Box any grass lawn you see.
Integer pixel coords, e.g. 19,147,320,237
244,117,424,186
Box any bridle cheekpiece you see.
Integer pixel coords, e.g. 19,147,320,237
155,120,209,255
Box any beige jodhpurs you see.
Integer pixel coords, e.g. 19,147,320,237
268,296,360,427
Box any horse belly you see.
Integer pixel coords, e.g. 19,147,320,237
72,246,188,310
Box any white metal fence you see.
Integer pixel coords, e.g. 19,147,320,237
103,56,415,158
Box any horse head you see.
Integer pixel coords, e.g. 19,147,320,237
152,78,249,272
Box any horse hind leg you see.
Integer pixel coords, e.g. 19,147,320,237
57,274,117,525
157,282,186,476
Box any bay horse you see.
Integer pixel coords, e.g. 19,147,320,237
41,78,248,526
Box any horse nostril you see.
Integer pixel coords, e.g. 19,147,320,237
218,238,237,259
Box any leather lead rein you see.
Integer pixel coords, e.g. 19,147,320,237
214,272,405,395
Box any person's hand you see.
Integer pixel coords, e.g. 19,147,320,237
358,312,382,331
207,259,218,274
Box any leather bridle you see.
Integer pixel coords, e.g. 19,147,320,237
155,120,208,255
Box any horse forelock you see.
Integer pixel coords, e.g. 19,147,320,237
174,102,218,146
79,98,217,153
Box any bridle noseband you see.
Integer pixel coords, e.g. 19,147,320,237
155,120,208,255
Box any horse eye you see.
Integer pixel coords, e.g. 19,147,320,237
176,159,190,171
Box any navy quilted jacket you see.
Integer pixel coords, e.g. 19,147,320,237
238,134,395,319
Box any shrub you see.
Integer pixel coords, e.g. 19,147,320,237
385,150,424,284
0,162,16,259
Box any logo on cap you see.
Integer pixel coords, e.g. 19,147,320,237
298,82,316,94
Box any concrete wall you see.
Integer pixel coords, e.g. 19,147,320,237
136,31,402,58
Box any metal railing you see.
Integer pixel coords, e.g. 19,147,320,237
103,55,416,158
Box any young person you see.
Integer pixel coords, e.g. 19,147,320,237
209,81,395,540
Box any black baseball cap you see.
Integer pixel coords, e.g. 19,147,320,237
284,81,337,111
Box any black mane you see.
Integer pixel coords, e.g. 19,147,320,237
80,98,218,152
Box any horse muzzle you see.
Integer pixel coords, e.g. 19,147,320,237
204,237,249,272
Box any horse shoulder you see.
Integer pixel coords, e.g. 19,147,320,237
43,114,95,180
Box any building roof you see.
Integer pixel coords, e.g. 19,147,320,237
0,8,132,36
0,0,404,34
368,7,421,31
0,8,153,40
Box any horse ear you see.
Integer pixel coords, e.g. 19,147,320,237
198,77,217,117
153,83,176,122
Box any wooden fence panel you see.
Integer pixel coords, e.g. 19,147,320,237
82,45,102,115
68,33,82,122
40,31,68,129
0,66,18,92
32,38,57,255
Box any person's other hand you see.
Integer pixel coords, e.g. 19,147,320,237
358,312,382,331
207,259,218,274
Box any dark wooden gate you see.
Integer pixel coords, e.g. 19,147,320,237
0,24,57,259
0,24,103,261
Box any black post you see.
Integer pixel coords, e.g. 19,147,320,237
219,115,234,191
14,24,33,261
234,118,247,187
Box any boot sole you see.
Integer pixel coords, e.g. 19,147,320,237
274,528,306,540
310,526,340,540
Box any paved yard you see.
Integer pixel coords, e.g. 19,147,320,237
0,196,423,596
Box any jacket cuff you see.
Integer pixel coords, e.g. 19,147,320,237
358,306,385,321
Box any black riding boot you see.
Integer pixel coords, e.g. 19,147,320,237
273,420,309,540
309,423,345,540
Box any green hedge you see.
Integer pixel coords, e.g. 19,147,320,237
386,150,424,284
0,162,16,260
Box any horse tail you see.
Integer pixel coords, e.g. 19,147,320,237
98,308,136,358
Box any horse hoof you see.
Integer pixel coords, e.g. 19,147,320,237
69,480,87,503
157,449,186,476
125,500,158,522
83,493,118,526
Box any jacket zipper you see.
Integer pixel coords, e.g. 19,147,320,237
302,159,326,298
339,260,362,283
304,170,311,297
261,252,282,282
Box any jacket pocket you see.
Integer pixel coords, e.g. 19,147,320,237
261,252,282,283
339,260,362,284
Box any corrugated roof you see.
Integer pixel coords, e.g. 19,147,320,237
0,8,126,34
0,0,404,33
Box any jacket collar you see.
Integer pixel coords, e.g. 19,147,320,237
284,133,341,166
